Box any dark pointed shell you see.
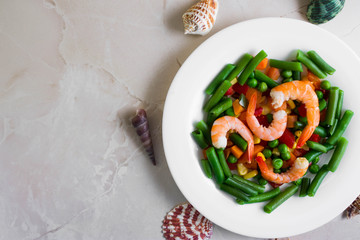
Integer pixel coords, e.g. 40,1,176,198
307,0,345,24
162,202,213,240
345,194,360,219
131,109,156,165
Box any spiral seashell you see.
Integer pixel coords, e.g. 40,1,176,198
307,0,345,24
182,0,219,36
131,109,156,165
345,194,360,219
162,202,213,240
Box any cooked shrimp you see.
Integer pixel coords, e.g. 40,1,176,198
246,93,287,141
211,116,254,162
256,157,309,184
270,80,320,148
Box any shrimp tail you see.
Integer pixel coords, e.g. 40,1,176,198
247,93,257,115
256,157,268,172
297,125,316,148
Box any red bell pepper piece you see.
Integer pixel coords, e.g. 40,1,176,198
254,107,263,117
309,133,321,143
224,86,235,96
227,161,238,171
256,115,270,127
232,83,249,95
298,104,307,117
278,128,295,148
269,181,283,188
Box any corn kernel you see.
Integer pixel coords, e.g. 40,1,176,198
302,144,310,151
254,135,261,144
230,78,238,85
272,147,280,156
292,141,297,149
287,99,296,109
243,169,258,179
285,107,292,114
237,163,248,176
295,130,302,138
256,152,266,161
261,105,272,115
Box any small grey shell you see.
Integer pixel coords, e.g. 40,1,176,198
131,109,156,165
182,0,219,36
162,202,213,240
345,194,360,219
307,0,345,24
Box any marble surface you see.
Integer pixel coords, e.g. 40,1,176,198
1,0,360,239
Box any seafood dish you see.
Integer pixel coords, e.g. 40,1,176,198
192,49,353,213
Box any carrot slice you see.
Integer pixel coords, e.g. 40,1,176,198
307,71,321,89
238,145,264,163
267,67,280,80
230,145,244,159
287,115,298,128
232,99,245,116
256,57,268,70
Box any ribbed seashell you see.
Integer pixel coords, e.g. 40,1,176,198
345,194,360,219
131,109,156,165
182,0,219,36
307,0,345,24
162,202,213,240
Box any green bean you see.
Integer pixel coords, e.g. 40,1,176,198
257,81,268,92
269,59,303,72
304,143,334,162
249,71,255,79
191,130,209,149
219,183,250,202
203,80,232,112
328,119,338,136
225,177,258,197
264,184,299,213
225,107,235,116
209,97,233,118
294,121,305,130
307,164,329,197
307,50,336,75
258,177,268,186
281,70,292,78
229,133,248,151
327,137,348,172
200,159,213,179
306,141,327,153
216,149,232,178
205,64,236,95
238,50,268,85
299,178,310,197
336,90,344,119
196,120,211,144
324,87,339,126
227,154,238,164
292,70,301,80
236,187,281,205
296,50,327,79
314,125,328,138
206,147,225,184
254,70,279,88
319,98,327,112
282,77,293,83
327,110,354,145
226,54,253,82
246,78,258,88
232,174,265,193
206,112,218,126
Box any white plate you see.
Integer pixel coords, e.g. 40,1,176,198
162,18,360,238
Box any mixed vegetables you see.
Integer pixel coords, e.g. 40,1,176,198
192,49,354,213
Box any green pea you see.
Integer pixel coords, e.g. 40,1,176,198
278,143,288,154
281,151,291,161
282,77,293,83
272,158,283,169
258,177,268,186
247,78,258,88
320,80,331,90
273,168,281,173
248,71,255,79
263,149,272,159
281,70,292,78
309,164,320,174
313,156,320,164
268,139,279,148
257,82,268,92
227,154,238,164
316,90,323,100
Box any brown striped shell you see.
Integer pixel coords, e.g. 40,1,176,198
182,0,219,36
131,109,156,165
345,194,360,218
162,202,213,240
